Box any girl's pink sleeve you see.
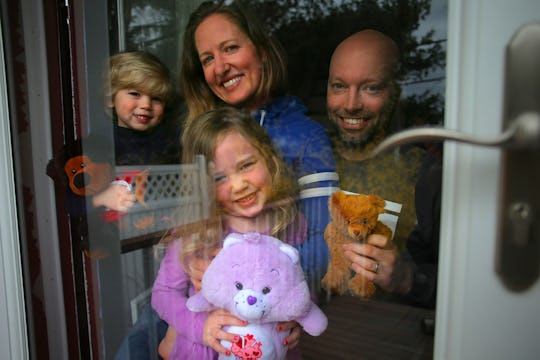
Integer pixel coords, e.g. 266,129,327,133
151,240,208,344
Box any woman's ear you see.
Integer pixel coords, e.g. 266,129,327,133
259,49,268,66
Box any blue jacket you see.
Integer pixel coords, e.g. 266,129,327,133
253,95,338,291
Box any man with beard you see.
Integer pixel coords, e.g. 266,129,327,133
326,30,439,307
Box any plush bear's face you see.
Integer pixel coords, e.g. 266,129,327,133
329,192,387,240
200,232,312,323
64,155,113,196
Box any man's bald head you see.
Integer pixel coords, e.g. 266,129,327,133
330,30,400,82
327,30,400,147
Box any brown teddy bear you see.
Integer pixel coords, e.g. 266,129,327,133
321,191,393,298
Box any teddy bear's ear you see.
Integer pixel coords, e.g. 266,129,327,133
279,243,300,264
46,140,83,188
330,191,345,208
222,234,242,248
368,195,387,212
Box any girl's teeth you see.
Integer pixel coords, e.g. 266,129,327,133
237,193,255,203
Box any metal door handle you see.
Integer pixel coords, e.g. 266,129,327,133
371,22,540,292
371,111,540,157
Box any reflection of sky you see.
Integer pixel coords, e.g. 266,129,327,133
403,0,448,98
417,0,448,39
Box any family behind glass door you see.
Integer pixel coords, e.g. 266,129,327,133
83,1,444,359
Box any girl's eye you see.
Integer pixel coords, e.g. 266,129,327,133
262,287,271,295
214,174,226,183
128,91,141,97
151,97,163,103
240,161,255,171
235,282,243,290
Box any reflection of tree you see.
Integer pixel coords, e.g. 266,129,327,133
239,0,446,127
113,0,179,81
113,0,445,126
127,5,173,50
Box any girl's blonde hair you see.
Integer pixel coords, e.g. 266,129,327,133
104,51,173,106
173,107,298,273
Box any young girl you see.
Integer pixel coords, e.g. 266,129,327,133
152,107,306,359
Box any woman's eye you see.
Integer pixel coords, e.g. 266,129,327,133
201,55,214,66
225,44,239,53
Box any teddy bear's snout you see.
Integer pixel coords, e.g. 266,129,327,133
247,295,257,305
72,171,91,190
349,228,367,240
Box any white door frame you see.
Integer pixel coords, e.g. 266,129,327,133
436,0,540,358
0,15,29,360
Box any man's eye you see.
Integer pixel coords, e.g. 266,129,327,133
331,83,345,91
364,84,384,94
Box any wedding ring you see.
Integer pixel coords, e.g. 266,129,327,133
374,262,381,273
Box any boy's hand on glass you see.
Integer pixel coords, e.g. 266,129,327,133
92,183,136,212
277,320,301,349
204,308,246,356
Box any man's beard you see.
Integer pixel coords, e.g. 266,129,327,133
337,106,393,148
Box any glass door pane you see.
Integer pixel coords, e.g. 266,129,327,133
72,0,447,358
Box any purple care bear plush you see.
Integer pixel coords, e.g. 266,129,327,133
186,232,328,360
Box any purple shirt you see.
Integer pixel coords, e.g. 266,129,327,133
151,215,307,359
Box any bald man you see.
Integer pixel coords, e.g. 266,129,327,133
327,29,401,158
324,30,439,307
